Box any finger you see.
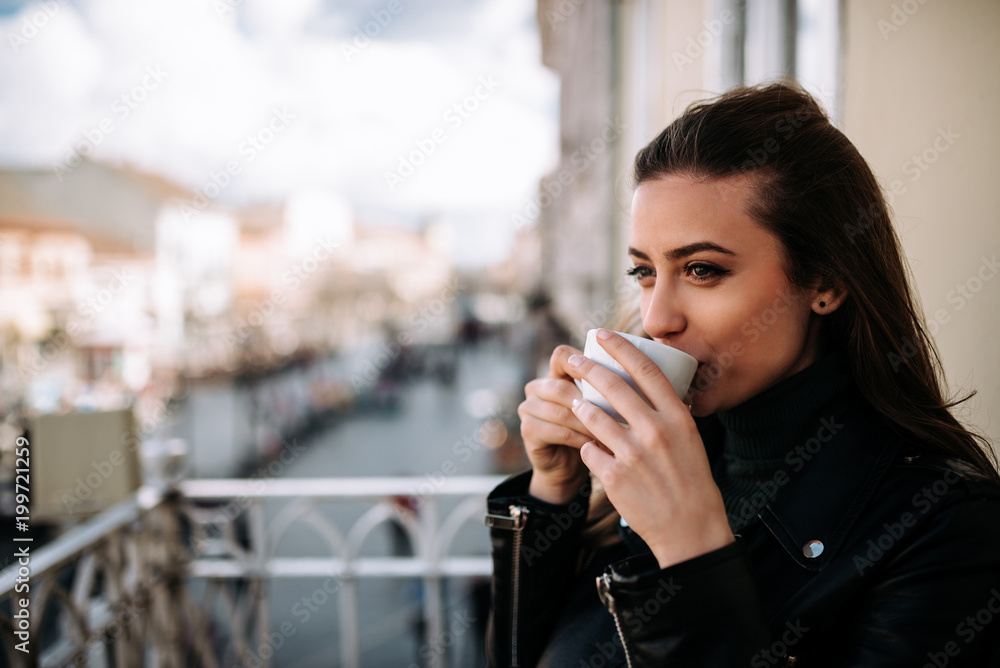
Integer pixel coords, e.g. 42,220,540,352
579,440,616,478
526,376,583,404
548,344,584,380
565,352,653,425
570,397,630,453
519,413,593,450
525,378,593,437
518,396,594,443
592,329,687,414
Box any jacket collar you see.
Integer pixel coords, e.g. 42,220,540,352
756,397,899,572
700,395,900,573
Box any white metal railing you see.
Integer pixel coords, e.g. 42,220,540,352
180,476,505,668
0,476,506,668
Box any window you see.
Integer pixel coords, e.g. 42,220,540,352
707,0,842,123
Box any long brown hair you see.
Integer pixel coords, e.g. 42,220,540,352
583,81,999,546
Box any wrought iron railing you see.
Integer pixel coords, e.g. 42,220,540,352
0,476,506,668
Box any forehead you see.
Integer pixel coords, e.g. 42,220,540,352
629,174,764,248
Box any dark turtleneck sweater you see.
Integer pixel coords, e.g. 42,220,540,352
711,348,856,534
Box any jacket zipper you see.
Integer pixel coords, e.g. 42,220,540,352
485,504,529,666
597,572,634,668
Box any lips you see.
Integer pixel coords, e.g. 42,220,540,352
693,361,714,381
694,363,707,382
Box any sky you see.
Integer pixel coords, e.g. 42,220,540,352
0,0,559,265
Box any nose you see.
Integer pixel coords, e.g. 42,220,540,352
642,280,686,341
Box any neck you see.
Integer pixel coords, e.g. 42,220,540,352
712,348,855,530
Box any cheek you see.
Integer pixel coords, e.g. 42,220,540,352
712,290,808,362
732,300,811,365
690,294,753,348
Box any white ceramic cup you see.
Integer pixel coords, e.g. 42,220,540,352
574,329,698,423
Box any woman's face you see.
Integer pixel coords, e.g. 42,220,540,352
628,174,824,417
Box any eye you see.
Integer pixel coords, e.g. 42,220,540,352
684,262,729,282
625,265,654,283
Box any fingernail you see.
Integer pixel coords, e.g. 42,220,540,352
568,354,584,367
572,398,582,409
596,328,612,340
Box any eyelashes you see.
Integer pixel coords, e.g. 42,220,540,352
625,263,730,283
625,265,653,280
686,263,730,281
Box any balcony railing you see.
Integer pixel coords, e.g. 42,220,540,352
0,476,507,668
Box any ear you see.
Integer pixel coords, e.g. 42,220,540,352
811,280,848,315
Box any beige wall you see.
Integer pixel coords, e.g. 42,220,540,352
842,0,1000,452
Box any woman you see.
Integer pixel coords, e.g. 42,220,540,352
484,82,1000,667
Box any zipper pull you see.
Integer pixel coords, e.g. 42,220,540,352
484,504,529,531
596,572,616,611
597,571,635,668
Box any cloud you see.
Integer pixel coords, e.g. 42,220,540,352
0,0,558,221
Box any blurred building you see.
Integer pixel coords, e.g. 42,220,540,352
0,161,171,415
0,160,467,414
533,0,621,349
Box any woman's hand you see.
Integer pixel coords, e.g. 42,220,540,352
518,344,597,505
565,329,734,569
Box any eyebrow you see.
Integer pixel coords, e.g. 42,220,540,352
628,241,736,262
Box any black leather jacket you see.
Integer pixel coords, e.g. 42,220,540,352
484,397,1000,667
